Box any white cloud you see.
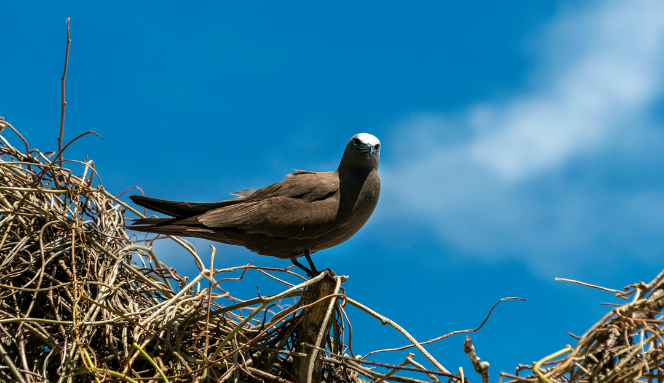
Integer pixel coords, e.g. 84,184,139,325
383,0,664,271
469,1,664,180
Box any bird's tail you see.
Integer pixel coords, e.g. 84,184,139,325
129,195,241,218
126,218,188,236
131,217,174,226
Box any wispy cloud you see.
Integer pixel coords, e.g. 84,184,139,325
383,1,664,272
470,1,664,180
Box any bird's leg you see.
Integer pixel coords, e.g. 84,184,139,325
303,250,319,276
290,250,319,278
291,258,314,277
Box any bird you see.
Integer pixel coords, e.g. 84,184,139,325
129,133,381,276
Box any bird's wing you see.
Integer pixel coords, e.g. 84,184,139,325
196,172,341,239
286,169,316,178
229,188,258,197
227,170,315,197
130,195,245,218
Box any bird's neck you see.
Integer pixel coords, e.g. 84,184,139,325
337,166,372,217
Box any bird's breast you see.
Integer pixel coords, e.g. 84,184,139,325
309,170,380,252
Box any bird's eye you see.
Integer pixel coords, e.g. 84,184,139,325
375,144,380,150
353,138,361,145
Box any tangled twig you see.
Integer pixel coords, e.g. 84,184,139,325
502,274,664,383
0,123,502,383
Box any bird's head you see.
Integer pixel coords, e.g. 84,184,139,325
339,133,381,172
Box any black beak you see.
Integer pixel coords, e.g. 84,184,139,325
359,144,374,154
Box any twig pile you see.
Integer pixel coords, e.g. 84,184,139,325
0,121,477,383
7,116,662,383
501,273,664,383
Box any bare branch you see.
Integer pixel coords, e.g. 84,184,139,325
58,18,71,165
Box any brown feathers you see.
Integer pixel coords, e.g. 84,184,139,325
129,133,381,264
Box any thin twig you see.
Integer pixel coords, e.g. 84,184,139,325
363,297,525,359
58,17,71,165
344,297,452,375
302,343,461,379
555,277,626,296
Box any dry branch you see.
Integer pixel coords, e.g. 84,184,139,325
7,107,662,383
0,123,478,383
502,274,664,383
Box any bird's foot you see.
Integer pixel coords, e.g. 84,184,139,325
291,252,336,278
321,268,336,277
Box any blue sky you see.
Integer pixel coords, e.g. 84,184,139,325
4,1,664,379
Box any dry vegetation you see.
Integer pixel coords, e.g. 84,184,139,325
0,120,479,383
1,117,663,383
499,275,664,383
2,19,664,383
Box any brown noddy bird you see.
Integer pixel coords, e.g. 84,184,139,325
129,133,381,276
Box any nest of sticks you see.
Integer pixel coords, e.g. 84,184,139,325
500,274,664,383
1,118,664,383
0,121,477,383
